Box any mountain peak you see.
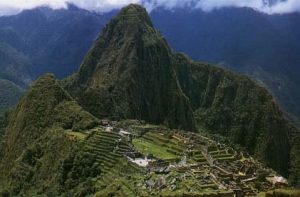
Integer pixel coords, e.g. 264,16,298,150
68,4,195,131
77,4,158,84
120,4,147,13
116,4,152,26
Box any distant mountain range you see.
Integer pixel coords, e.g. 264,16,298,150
0,5,299,126
0,6,111,114
151,7,300,125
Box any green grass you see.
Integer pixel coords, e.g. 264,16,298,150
209,150,227,155
160,188,220,197
66,131,87,140
143,132,170,143
142,131,185,153
258,189,300,197
216,156,235,161
132,138,178,160
194,157,207,162
257,192,266,197
263,189,300,197
212,154,234,159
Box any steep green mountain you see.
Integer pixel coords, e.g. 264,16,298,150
0,74,98,195
65,5,195,131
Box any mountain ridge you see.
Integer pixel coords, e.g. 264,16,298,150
151,7,300,125
0,74,99,193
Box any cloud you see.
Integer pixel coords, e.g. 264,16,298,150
194,0,265,12
0,0,67,15
264,0,300,14
193,0,300,14
0,0,140,15
0,0,299,16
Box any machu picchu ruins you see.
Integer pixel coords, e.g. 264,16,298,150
64,120,290,196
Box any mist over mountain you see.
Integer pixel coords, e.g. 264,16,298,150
1,0,300,16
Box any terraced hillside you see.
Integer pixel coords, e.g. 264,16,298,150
0,118,296,196
62,121,287,196
47,121,295,196
83,128,131,173
84,121,289,197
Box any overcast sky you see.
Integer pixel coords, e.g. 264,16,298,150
0,0,299,16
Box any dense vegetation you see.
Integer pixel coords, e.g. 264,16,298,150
0,74,98,195
65,5,195,131
260,189,300,197
174,54,294,178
